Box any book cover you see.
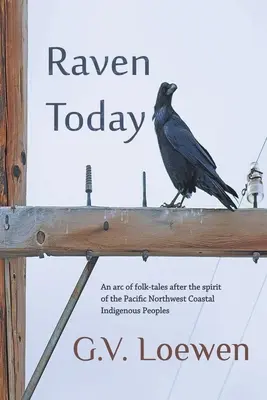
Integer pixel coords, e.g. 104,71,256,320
25,1,267,399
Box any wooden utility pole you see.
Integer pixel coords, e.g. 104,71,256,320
0,1,27,399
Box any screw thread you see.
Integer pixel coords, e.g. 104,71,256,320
85,165,92,193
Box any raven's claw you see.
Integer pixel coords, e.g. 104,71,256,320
160,202,173,208
174,202,186,208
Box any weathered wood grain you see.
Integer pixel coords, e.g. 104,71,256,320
0,0,9,396
0,1,27,399
0,0,9,395
0,207,266,258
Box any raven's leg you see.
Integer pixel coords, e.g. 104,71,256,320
161,191,181,208
174,194,186,208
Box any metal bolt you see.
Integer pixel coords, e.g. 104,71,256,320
85,165,92,193
142,171,147,207
4,215,10,230
86,250,93,260
103,221,109,231
252,251,260,264
85,165,92,206
142,250,149,262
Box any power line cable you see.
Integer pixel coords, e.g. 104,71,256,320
255,137,267,164
165,258,221,400
216,272,267,399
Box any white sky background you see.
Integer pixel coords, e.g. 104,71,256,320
26,1,267,399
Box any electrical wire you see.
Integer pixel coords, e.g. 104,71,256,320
165,136,267,400
255,137,267,164
216,272,267,399
165,258,221,400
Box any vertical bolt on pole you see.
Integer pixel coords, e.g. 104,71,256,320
85,165,92,206
142,171,147,207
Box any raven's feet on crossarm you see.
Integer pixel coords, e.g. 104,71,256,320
160,191,182,208
160,194,187,208
161,202,174,208
160,201,185,208
174,202,186,208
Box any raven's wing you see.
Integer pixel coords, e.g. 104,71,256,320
163,114,217,176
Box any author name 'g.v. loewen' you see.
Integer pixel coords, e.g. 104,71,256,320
73,337,249,362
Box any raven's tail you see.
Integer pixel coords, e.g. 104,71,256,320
198,175,238,211
224,184,238,198
212,171,239,199
211,180,238,211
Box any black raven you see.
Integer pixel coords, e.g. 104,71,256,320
152,82,238,210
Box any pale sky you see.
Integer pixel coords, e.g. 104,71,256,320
26,1,267,399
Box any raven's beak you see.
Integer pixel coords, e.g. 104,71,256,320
166,83,177,95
